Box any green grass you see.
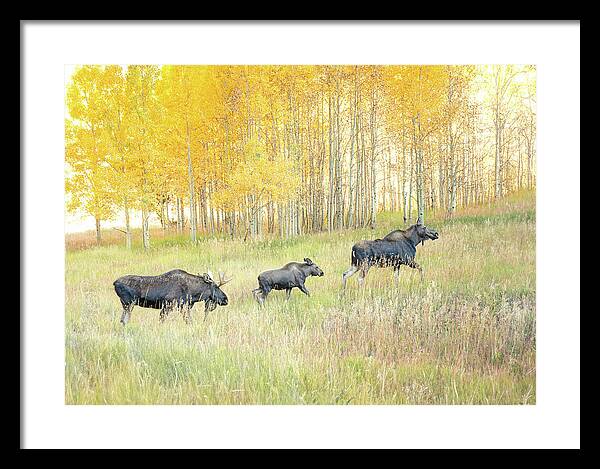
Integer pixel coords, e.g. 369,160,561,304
65,191,536,404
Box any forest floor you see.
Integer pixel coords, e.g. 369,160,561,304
65,190,535,404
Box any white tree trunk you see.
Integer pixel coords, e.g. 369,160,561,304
186,121,197,243
95,217,101,245
141,209,150,250
124,201,132,250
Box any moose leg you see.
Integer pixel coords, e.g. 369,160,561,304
255,289,267,305
259,291,268,305
253,288,266,306
408,260,424,281
120,303,133,326
393,267,401,285
258,290,268,306
183,305,193,324
285,289,292,301
159,305,172,323
342,265,359,289
298,284,311,297
257,286,270,306
357,264,370,287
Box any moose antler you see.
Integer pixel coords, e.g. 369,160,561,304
217,271,233,287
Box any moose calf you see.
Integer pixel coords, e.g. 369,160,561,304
252,258,324,305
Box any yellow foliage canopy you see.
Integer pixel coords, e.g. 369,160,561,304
212,137,300,211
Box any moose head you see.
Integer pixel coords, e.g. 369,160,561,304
303,258,324,277
202,271,233,312
413,219,439,245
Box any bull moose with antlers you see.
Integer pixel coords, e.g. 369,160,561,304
113,269,232,325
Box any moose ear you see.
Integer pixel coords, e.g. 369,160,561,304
203,273,213,283
304,258,313,265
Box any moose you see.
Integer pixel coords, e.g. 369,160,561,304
113,269,232,325
252,258,324,305
342,221,439,289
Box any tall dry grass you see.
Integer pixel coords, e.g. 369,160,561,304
65,191,535,404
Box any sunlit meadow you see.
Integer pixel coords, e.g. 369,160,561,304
65,190,535,404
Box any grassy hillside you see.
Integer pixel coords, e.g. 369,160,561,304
65,190,535,404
